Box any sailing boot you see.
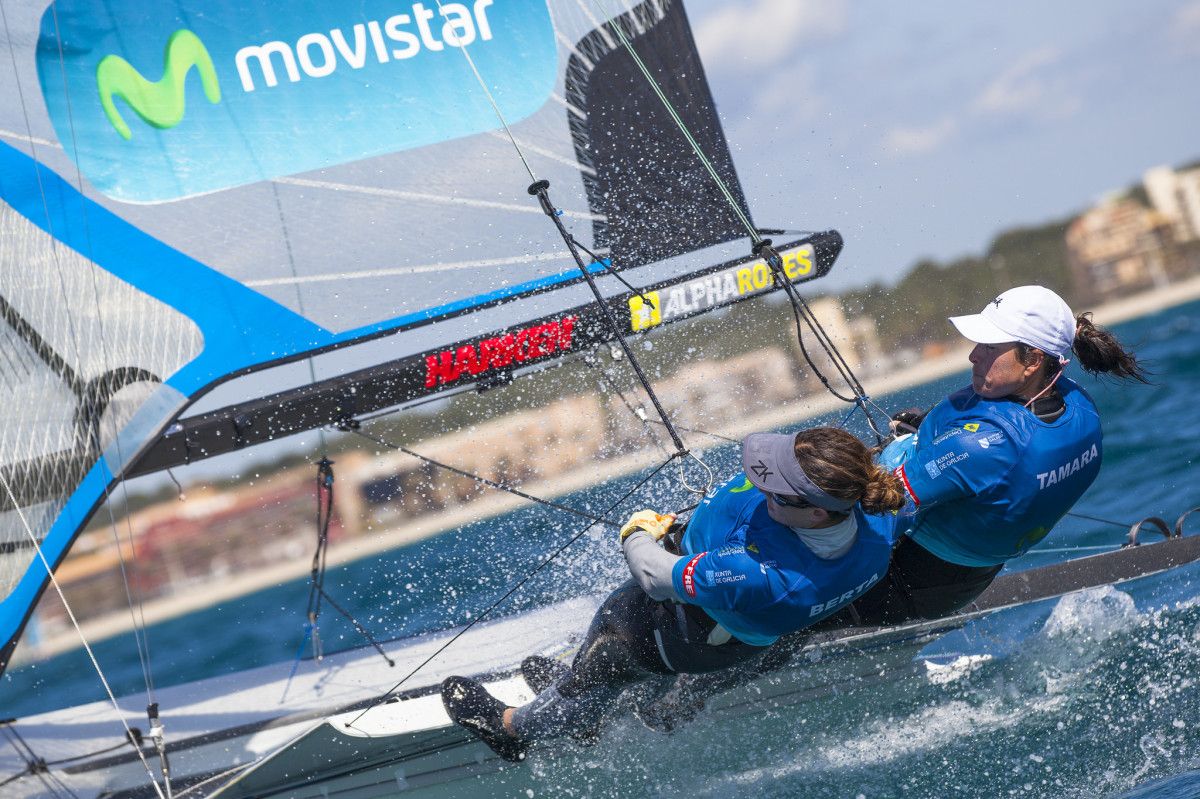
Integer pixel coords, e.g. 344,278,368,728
520,655,570,694
441,676,527,762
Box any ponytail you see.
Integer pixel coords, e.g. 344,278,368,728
859,465,907,515
793,428,907,517
1072,313,1149,383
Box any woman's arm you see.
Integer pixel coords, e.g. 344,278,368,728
621,530,685,602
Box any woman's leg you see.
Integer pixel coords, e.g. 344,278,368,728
510,580,664,741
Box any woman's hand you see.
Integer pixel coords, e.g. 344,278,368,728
619,509,677,542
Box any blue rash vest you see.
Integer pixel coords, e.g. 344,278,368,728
892,377,1103,567
670,474,896,646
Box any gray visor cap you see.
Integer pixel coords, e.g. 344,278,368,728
741,432,857,512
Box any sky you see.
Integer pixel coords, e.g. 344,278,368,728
684,0,1200,293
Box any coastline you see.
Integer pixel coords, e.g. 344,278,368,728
14,276,1200,665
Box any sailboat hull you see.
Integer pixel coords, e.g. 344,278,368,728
6,532,1200,799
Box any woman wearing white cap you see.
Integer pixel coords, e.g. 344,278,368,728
441,427,906,761
850,284,1148,623
636,285,1151,732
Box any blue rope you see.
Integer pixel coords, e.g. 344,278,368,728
279,623,314,703
838,395,871,428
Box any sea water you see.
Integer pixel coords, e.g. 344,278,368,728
4,299,1200,798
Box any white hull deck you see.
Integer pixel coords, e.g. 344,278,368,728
3,594,942,799
8,530,1200,799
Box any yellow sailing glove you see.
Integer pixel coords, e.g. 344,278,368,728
620,509,676,542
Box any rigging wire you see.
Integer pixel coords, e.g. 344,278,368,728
567,234,656,308
643,417,740,445
0,473,166,799
1,724,78,798
584,357,673,458
428,0,538,183
283,458,394,703
49,8,170,781
343,452,678,729
3,2,167,780
583,0,891,439
759,241,891,443
348,425,621,528
427,0,711,494
1066,511,1136,530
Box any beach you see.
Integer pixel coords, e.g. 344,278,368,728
16,275,1200,665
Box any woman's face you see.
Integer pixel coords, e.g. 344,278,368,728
968,342,1042,399
764,493,831,528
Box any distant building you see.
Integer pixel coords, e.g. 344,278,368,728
787,297,883,382
1064,196,1183,304
608,348,802,444
346,395,606,527
40,477,325,633
1144,165,1200,242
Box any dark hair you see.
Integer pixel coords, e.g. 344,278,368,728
1017,312,1149,386
793,428,906,518
1072,312,1149,382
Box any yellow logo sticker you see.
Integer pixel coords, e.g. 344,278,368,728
963,423,980,432
628,291,662,332
746,542,760,553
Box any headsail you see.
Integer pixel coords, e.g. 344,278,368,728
0,0,823,673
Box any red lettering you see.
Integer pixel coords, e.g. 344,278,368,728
525,323,551,359
556,316,576,350
478,337,504,370
422,316,579,389
452,345,477,380
514,328,531,362
494,333,516,366
424,352,456,388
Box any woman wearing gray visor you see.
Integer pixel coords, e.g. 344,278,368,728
441,427,905,761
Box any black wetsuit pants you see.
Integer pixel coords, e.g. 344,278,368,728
646,537,1003,722
824,535,1004,627
509,579,765,741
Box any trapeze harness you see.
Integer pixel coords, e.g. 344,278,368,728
509,474,894,741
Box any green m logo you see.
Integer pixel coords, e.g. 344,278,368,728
96,29,220,140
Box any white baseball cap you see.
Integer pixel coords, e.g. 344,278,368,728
948,285,1076,360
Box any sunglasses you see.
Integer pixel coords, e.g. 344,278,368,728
769,492,814,509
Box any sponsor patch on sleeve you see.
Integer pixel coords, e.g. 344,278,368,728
682,553,705,598
895,465,920,507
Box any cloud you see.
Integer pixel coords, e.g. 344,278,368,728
879,46,1079,158
882,117,959,156
973,47,1059,114
972,46,1077,118
749,65,822,118
1170,1,1200,55
694,0,847,73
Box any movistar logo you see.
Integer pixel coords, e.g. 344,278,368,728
42,0,556,201
96,29,220,140
730,477,755,493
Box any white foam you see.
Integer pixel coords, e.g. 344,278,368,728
924,654,993,685
714,694,1066,788
1040,585,1140,641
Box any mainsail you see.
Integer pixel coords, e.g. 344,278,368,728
0,0,837,675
